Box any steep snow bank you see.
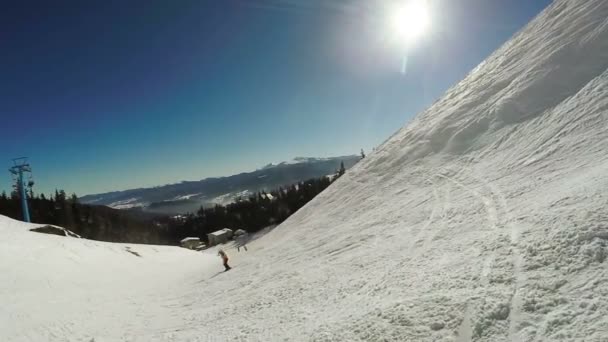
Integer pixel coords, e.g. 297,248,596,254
225,0,608,340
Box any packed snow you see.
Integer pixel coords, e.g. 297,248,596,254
3,0,608,341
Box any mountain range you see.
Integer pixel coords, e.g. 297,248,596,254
80,156,360,214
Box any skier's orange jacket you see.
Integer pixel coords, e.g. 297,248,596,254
219,251,228,262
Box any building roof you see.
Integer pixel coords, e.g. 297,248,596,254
209,228,232,237
180,237,200,243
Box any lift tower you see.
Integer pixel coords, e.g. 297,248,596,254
9,158,33,223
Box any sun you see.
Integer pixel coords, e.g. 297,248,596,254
390,0,430,44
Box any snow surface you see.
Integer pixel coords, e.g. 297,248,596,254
108,197,146,210
210,190,251,206
166,193,203,202
180,237,201,243
4,1,608,341
260,157,335,169
0,214,214,341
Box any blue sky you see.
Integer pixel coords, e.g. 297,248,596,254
0,0,551,196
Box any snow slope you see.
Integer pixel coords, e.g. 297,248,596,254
4,0,608,341
0,215,215,341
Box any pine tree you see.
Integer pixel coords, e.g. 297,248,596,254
360,149,366,159
338,161,346,177
69,193,79,204
54,189,61,204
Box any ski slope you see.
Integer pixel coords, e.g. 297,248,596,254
3,0,608,340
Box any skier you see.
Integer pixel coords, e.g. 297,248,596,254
218,249,231,271
235,232,249,252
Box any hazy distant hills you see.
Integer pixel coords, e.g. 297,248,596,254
80,156,359,214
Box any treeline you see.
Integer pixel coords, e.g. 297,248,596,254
163,170,344,244
0,161,350,246
0,190,168,244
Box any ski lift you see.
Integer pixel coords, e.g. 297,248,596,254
10,171,18,186
13,163,35,190
8,157,33,222
27,168,34,188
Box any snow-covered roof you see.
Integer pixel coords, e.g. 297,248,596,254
180,237,200,243
209,228,232,236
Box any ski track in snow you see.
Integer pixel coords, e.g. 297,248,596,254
4,0,608,341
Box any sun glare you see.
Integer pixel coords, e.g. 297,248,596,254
390,0,430,44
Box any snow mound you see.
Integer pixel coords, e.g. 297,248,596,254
30,225,81,238
4,1,608,341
